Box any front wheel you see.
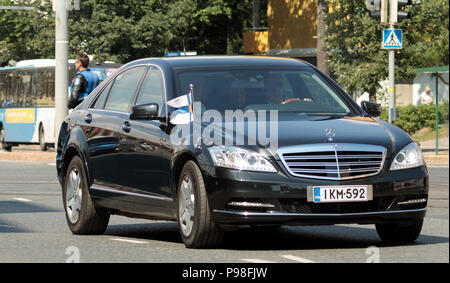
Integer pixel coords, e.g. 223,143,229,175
177,161,224,248
376,219,423,244
63,156,110,235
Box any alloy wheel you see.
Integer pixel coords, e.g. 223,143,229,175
179,175,195,237
66,168,83,224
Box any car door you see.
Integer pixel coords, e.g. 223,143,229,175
83,66,147,189
122,66,168,198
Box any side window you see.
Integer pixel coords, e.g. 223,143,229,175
135,67,165,115
37,69,55,108
92,82,112,109
104,67,146,112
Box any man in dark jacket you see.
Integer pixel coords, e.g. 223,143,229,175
68,54,99,109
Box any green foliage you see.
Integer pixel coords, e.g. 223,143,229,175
324,0,449,98
324,1,386,95
380,101,449,134
397,0,449,81
0,0,54,64
1,0,258,64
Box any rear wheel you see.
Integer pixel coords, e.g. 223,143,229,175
39,125,47,152
177,161,224,248
376,219,423,244
0,127,12,152
63,156,110,235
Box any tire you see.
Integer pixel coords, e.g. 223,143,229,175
63,156,110,235
0,127,12,151
376,219,423,244
177,160,224,248
39,125,47,152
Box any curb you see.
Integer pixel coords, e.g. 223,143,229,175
0,151,56,162
424,154,449,167
424,154,449,164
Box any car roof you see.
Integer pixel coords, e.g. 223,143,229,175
128,56,311,69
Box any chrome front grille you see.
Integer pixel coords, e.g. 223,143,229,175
278,144,386,180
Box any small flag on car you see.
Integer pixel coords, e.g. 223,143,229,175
167,91,193,125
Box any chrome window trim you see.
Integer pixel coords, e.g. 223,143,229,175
90,184,173,203
88,63,169,124
277,143,387,181
88,64,149,110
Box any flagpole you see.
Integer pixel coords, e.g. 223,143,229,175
190,84,201,148
189,84,195,118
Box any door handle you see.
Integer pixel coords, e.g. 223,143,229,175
122,121,131,133
84,114,92,124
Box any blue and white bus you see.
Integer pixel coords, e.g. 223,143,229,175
0,59,120,151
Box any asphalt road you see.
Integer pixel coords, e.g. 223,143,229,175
0,161,448,263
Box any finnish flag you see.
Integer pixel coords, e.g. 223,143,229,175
167,92,193,125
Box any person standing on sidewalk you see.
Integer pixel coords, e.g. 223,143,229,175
420,86,434,105
68,54,99,109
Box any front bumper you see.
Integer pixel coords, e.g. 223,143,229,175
203,165,429,226
212,208,427,226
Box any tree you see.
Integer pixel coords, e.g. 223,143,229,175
0,0,54,65
317,0,330,76
397,0,449,80
68,0,254,63
323,0,449,102
1,0,256,64
324,0,385,101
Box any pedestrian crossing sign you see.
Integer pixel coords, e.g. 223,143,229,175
383,29,402,49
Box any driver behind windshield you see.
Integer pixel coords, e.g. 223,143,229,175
263,73,313,105
264,74,285,104
263,74,303,105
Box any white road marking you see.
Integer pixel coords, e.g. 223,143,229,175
281,255,315,263
0,181,58,184
12,198,32,202
110,238,148,244
427,165,449,169
48,163,56,166
240,259,278,263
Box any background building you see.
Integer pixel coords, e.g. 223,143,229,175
243,0,318,65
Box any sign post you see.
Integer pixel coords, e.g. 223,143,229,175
367,0,411,124
383,28,402,123
435,72,439,155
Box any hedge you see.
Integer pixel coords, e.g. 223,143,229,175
379,101,449,135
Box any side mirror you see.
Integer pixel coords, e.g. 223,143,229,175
130,103,161,120
361,100,381,117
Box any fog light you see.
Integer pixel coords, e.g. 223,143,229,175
397,198,427,205
227,201,275,209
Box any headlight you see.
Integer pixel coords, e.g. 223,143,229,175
390,142,425,170
208,146,277,172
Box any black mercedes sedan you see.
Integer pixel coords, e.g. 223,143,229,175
57,56,428,248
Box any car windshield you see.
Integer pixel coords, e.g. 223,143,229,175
176,68,353,115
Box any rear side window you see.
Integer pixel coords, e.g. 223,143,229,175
104,67,146,112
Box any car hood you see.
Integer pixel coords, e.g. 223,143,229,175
197,114,412,158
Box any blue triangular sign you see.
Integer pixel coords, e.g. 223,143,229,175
383,29,402,49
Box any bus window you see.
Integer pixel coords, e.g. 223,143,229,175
0,73,6,107
7,72,17,107
19,71,34,107
37,69,55,107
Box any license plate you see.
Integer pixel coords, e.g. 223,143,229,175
307,185,373,203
